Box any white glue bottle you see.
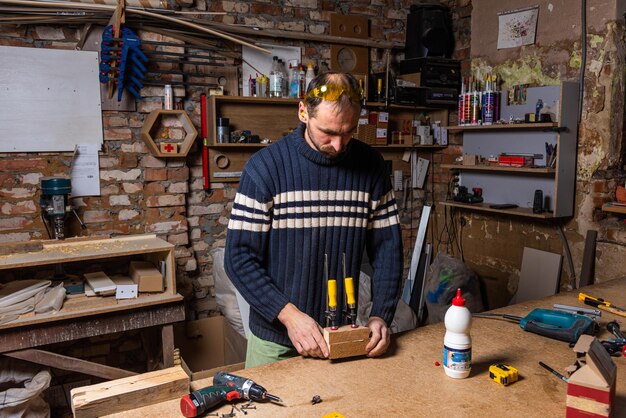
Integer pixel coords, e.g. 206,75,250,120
443,288,472,378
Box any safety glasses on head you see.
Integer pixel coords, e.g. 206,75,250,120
305,84,364,102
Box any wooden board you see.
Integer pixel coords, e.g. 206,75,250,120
0,46,103,152
105,277,626,417
71,366,189,418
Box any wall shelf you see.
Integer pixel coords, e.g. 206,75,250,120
441,163,556,174
439,82,579,219
602,202,626,215
440,201,555,219
447,122,559,132
205,96,449,182
140,109,198,158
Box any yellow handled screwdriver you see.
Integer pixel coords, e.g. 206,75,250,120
343,253,358,328
578,293,626,318
325,254,338,329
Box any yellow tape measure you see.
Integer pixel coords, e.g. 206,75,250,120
489,364,519,386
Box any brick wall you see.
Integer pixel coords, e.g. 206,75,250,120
0,1,471,322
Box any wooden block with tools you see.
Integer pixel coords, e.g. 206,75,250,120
324,325,371,360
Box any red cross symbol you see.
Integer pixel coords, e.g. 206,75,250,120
164,143,174,152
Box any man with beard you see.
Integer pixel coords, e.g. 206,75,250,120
225,71,402,367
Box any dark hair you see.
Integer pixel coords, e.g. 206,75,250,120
304,71,362,118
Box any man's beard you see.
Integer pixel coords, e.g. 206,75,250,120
307,129,346,159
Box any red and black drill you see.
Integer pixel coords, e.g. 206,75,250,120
180,371,282,417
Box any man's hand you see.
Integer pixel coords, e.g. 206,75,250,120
365,316,390,357
277,303,329,358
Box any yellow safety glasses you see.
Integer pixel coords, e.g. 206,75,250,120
305,84,364,102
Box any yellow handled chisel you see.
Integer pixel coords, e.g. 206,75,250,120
343,253,358,328
325,254,338,329
578,293,626,318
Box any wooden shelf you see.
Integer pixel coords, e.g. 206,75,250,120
375,144,447,150
440,200,556,219
0,234,179,330
441,163,556,174
210,96,299,106
0,293,183,331
447,122,559,132
209,143,268,149
140,110,198,157
366,102,446,111
602,202,626,215
0,234,173,270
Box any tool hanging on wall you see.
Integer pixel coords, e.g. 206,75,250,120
100,25,148,101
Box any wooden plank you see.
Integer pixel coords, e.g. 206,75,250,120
112,277,626,418
4,349,137,380
0,240,43,256
71,366,189,418
162,324,175,368
323,325,370,359
579,229,598,288
0,302,185,352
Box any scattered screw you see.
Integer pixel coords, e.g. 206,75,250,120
241,401,256,410
311,395,322,405
233,404,246,415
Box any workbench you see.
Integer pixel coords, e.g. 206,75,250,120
106,277,626,417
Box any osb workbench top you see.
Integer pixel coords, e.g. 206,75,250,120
106,277,626,417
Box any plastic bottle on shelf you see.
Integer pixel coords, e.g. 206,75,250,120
298,64,306,99
443,288,472,379
269,56,282,98
305,63,315,92
278,58,288,97
289,63,299,98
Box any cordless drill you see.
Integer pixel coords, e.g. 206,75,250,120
213,371,282,403
180,383,242,418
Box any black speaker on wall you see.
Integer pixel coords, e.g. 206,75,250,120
405,3,453,59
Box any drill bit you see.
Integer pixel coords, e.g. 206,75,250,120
264,393,283,403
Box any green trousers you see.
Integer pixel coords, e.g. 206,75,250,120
245,331,298,368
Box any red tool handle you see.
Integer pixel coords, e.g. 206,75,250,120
200,94,209,189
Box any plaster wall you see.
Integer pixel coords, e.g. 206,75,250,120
456,0,626,305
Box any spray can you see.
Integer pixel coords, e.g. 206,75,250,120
458,78,466,125
164,84,173,110
470,92,480,125
443,288,472,379
483,91,495,125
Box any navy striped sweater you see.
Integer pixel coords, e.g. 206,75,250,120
224,122,403,347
